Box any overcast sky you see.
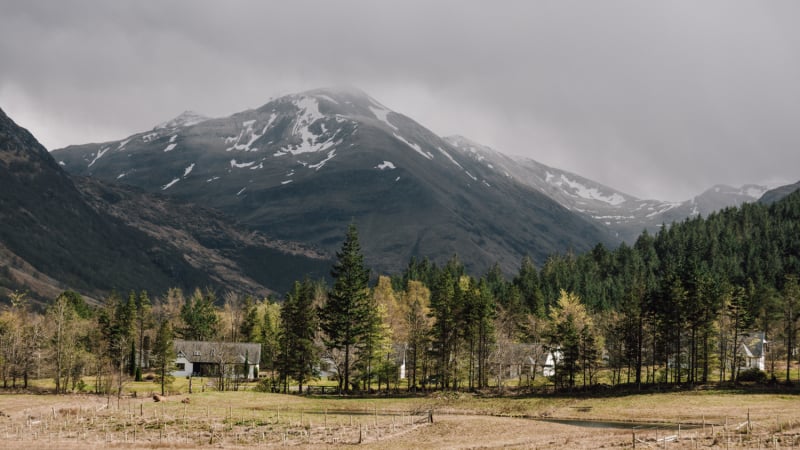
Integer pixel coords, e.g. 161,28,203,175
2,1,799,201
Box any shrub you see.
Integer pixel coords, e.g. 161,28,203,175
737,368,767,383
253,378,276,393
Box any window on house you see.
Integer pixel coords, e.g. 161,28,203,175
176,363,186,371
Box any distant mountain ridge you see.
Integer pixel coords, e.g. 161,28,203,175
444,135,768,241
154,110,211,130
53,87,615,276
759,180,800,205
0,106,329,303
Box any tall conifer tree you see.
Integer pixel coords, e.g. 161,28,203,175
320,223,370,393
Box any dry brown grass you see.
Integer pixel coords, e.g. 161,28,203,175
0,388,798,449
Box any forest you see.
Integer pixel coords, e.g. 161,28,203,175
1,190,799,396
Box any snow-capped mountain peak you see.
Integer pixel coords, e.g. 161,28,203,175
155,110,210,130
443,135,768,241
52,87,615,276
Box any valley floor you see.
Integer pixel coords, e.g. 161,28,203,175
1,386,799,448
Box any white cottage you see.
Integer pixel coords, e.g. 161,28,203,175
542,349,562,377
173,340,261,379
740,331,767,371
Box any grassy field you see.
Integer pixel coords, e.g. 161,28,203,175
0,381,799,448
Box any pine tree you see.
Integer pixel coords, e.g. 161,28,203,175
152,320,175,396
320,224,371,393
180,289,219,341
259,300,281,387
239,296,260,342
135,290,153,373
429,268,457,389
279,280,318,393
402,280,431,391
783,275,800,383
514,256,544,317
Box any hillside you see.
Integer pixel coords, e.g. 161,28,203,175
0,107,329,304
444,135,767,241
759,180,800,205
53,87,616,275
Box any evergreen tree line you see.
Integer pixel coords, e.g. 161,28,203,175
1,192,800,394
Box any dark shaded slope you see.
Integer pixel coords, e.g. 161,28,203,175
0,107,212,299
759,180,800,205
74,177,332,295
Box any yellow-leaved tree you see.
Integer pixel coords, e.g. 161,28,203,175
546,290,603,388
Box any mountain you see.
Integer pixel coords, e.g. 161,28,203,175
0,107,328,304
53,87,616,275
444,135,768,241
154,110,210,130
73,177,331,296
759,180,800,205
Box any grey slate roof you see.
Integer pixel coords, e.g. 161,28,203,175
174,340,261,365
741,331,766,358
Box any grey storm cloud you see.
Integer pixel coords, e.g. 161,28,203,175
2,0,799,201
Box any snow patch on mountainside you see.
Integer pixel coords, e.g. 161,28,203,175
230,159,255,168
744,186,768,198
88,147,110,167
309,149,337,170
315,94,338,105
225,116,275,152
393,133,432,160
645,202,680,218
437,147,463,169
369,105,398,131
293,97,325,131
117,139,131,151
376,161,396,170
183,163,195,177
164,143,177,152
155,111,209,130
162,178,180,190
274,97,341,156
552,174,626,206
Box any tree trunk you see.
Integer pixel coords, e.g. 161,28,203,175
344,343,350,393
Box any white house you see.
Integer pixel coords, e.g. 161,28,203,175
740,331,767,371
172,340,261,379
542,350,562,377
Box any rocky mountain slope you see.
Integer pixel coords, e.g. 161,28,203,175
445,135,768,241
53,87,615,275
0,107,328,304
759,180,800,205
